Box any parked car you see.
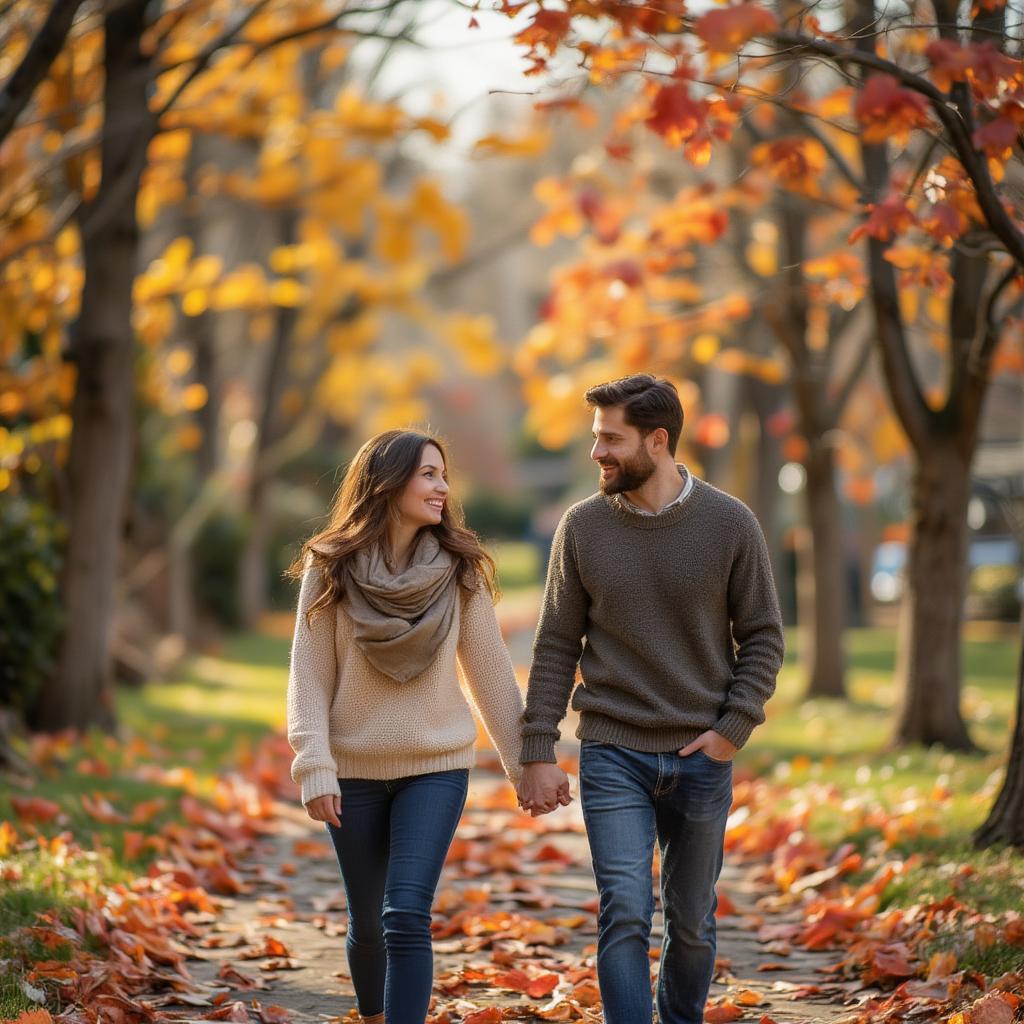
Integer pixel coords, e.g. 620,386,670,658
870,535,1023,620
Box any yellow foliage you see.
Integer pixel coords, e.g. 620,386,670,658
270,279,308,307
211,265,268,310
180,383,208,412
165,348,193,376
691,334,720,364
444,314,504,375
148,130,192,162
473,130,551,158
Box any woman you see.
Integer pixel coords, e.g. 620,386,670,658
285,429,524,1024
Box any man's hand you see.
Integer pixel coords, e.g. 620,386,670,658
677,730,738,763
305,793,341,828
517,762,572,816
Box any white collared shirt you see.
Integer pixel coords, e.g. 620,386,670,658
615,465,693,516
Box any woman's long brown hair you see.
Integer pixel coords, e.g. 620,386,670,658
285,429,497,625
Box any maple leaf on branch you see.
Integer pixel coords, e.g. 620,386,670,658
849,195,917,243
694,4,779,54
854,73,932,145
751,136,828,195
925,39,1021,94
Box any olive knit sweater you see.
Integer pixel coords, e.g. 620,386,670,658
521,478,785,763
287,568,524,805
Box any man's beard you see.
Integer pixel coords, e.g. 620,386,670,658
598,443,656,495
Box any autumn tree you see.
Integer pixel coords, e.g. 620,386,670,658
0,0,506,730
498,0,1024,749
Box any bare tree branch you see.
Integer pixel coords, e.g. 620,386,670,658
0,0,85,146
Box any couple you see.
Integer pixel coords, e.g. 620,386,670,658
285,373,786,1024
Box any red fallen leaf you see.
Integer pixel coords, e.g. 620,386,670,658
129,797,167,823
959,991,1019,1024
695,4,778,53
897,976,959,1001
756,963,792,972
734,989,765,1006
80,792,125,823
495,968,531,991
716,886,738,917
992,972,1023,991
240,936,293,959
705,1004,745,1022
927,950,959,979
216,963,264,989
463,1010,503,1024
204,863,249,895
573,979,601,1005
527,973,561,998
200,1002,251,1021
533,843,575,864
1003,919,1024,945
291,839,332,858
866,943,917,983
253,1005,292,1024
10,1012,53,1024
759,1017,780,1024
11,796,62,823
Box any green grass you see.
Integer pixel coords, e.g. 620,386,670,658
741,626,1024,916
492,540,543,592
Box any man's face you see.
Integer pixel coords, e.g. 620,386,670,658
590,405,656,495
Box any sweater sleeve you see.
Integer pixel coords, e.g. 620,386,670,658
457,584,525,786
714,511,786,749
286,564,341,805
520,511,589,764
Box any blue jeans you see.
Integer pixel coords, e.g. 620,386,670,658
324,768,468,1023
579,741,733,1024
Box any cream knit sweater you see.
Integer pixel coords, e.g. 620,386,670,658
286,566,525,805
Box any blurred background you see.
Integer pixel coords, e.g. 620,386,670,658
1,0,1022,749
3,2,1024,1017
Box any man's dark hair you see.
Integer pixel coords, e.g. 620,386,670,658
584,373,683,454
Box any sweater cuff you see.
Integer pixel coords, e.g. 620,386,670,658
299,767,341,806
519,734,558,764
713,711,758,750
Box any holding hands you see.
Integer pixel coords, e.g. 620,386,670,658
517,762,572,816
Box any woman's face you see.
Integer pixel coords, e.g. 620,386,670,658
396,443,449,529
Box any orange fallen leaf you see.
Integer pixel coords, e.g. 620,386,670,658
705,1004,745,1023
11,796,62,823
463,1010,503,1024
527,973,561,998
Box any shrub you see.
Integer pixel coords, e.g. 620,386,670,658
0,497,65,714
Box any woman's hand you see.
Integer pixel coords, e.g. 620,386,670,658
305,793,342,827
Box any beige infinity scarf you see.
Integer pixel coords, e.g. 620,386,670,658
344,532,458,682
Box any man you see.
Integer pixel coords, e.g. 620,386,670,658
517,373,785,1024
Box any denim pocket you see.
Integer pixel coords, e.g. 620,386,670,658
696,749,733,766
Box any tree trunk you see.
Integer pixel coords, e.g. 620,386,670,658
34,1,154,732
238,211,298,628
803,444,846,698
974,615,1024,849
893,442,976,749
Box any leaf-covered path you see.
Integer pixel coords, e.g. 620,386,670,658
159,761,860,1024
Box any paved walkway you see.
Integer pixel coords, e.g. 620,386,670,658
158,762,860,1024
